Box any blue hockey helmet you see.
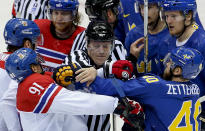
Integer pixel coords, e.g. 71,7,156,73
48,0,79,22
137,0,162,5
161,0,197,18
5,48,41,83
163,47,204,79
3,18,41,47
49,0,79,11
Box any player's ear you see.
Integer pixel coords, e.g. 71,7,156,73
173,67,182,76
30,64,38,73
23,40,32,49
185,11,193,26
107,9,113,18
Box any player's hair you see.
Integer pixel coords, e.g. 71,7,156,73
48,0,80,24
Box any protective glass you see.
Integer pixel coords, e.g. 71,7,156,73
36,53,45,64
33,34,44,46
48,10,76,22
163,11,185,22
87,40,114,53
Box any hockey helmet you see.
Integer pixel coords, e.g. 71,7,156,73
85,0,119,20
161,0,197,18
5,48,42,83
163,47,204,79
4,18,42,47
86,20,114,42
48,0,79,22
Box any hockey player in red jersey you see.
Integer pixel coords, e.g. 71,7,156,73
0,18,42,131
34,0,85,72
5,48,119,131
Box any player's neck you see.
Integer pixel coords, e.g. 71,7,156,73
149,19,166,35
55,25,76,39
172,77,189,82
177,23,196,42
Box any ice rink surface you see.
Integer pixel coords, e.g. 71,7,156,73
0,0,205,130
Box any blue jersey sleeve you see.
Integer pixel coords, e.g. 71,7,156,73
90,75,162,100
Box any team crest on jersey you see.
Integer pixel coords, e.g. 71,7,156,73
18,53,25,59
183,54,191,60
21,21,28,26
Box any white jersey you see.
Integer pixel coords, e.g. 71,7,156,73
0,68,10,131
13,0,48,20
0,52,22,131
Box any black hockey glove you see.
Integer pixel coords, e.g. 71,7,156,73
53,63,81,87
114,100,145,130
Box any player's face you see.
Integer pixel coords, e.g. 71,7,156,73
164,11,185,36
30,64,43,74
106,9,118,26
87,40,112,66
52,10,73,32
140,3,159,30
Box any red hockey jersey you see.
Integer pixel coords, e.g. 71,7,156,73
34,19,85,71
17,72,62,113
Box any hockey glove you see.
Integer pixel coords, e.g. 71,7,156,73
114,100,145,130
53,63,81,87
112,60,134,80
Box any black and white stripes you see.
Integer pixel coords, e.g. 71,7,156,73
13,0,48,20
63,31,127,131
70,31,127,61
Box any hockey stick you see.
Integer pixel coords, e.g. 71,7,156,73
144,0,149,73
110,75,143,130
110,75,130,131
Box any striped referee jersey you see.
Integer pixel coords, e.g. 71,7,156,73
64,31,127,131
13,0,48,20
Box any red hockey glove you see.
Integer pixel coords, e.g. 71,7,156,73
112,60,133,80
114,100,145,130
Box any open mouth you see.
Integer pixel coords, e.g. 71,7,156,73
168,26,174,30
